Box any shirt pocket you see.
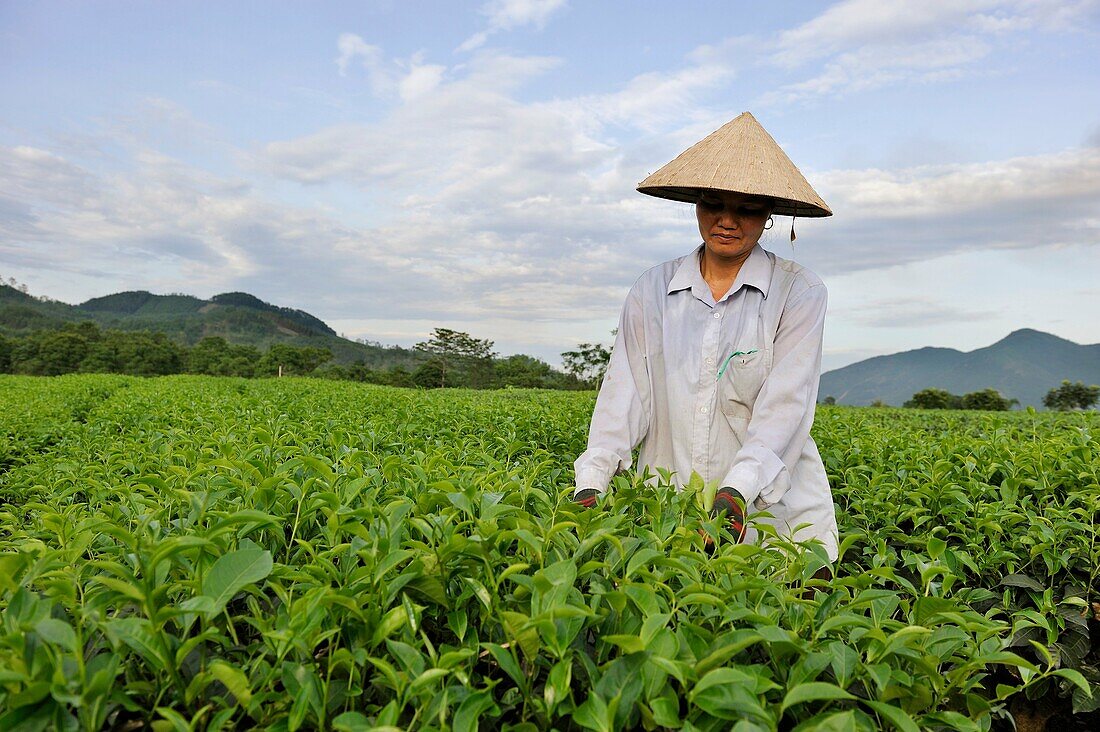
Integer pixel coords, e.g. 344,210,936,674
718,349,768,422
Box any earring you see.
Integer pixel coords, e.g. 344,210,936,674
764,216,774,230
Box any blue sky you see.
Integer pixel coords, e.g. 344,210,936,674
2,0,1099,371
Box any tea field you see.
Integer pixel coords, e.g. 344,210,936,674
1,375,1097,731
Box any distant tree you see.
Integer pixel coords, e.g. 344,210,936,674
414,328,496,388
83,331,185,376
465,352,498,389
495,354,556,389
137,333,186,375
561,342,611,388
960,388,1016,411
345,362,417,387
187,337,261,377
12,323,98,375
0,334,11,373
257,344,332,376
869,399,889,408
314,363,348,380
413,360,446,389
1043,380,1100,411
346,362,373,382
820,395,836,405
187,337,231,374
382,366,416,388
80,345,117,374
2,275,30,294
904,388,960,409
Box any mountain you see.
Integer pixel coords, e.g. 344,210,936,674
0,284,422,369
819,329,1100,408
78,290,338,339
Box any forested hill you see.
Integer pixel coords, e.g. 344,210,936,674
819,328,1100,408
0,284,421,369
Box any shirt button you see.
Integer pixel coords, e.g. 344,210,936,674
700,406,708,413
705,357,713,364
712,312,721,319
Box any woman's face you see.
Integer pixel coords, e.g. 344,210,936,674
695,190,773,261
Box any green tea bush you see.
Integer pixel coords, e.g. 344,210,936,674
0,376,1096,730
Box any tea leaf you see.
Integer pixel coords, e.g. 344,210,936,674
861,699,921,732
453,689,499,732
209,660,252,706
780,682,856,713
1000,574,1044,591
34,618,76,651
199,545,273,615
332,712,372,731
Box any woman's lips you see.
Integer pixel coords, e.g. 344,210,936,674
713,232,739,240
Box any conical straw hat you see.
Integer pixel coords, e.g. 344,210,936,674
637,111,831,218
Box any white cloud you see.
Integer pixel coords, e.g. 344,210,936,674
0,143,379,301
819,147,1100,220
772,0,998,67
1004,0,1100,31
759,36,992,105
458,0,568,52
753,0,1100,103
683,4,1021,106
266,37,740,197
259,51,569,189
843,297,998,328
483,0,568,30
457,31,491,54
397,53,447,102
335,33,446,101
0,146,98,205
773,0,1097,67
549,62,737,135
336,33,383,77
787,147,1100,280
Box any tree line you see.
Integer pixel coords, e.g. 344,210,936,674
408,327,607,390
902,388,1019,411
902,383,1098,411
0,323,607,390
0,322,331,379
818,383,1099,411
6,322,1094,409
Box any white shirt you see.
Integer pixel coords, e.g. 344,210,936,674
574,244,839,560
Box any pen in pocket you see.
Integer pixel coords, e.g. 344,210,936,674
716,350,759,380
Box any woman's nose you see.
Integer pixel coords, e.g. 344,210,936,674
717,209,739,227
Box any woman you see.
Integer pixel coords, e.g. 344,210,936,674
573,111,839,564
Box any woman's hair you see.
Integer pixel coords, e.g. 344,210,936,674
694,189,776,218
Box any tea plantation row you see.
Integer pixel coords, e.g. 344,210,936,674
0,375,1097,731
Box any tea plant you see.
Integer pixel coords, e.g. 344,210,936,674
0,375,1096,730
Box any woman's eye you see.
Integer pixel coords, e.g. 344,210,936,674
700,200,723,211
738,206,765,216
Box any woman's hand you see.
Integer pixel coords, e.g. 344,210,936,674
573,488,602,509
701,487,747,547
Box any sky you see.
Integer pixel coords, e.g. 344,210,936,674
2,0,1099,372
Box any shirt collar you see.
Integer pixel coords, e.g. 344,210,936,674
666,244,773,301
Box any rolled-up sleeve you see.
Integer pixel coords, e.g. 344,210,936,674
573,289,652,494
721,283,826,507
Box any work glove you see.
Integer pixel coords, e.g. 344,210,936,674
573,488,602,509
711,487,747,543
